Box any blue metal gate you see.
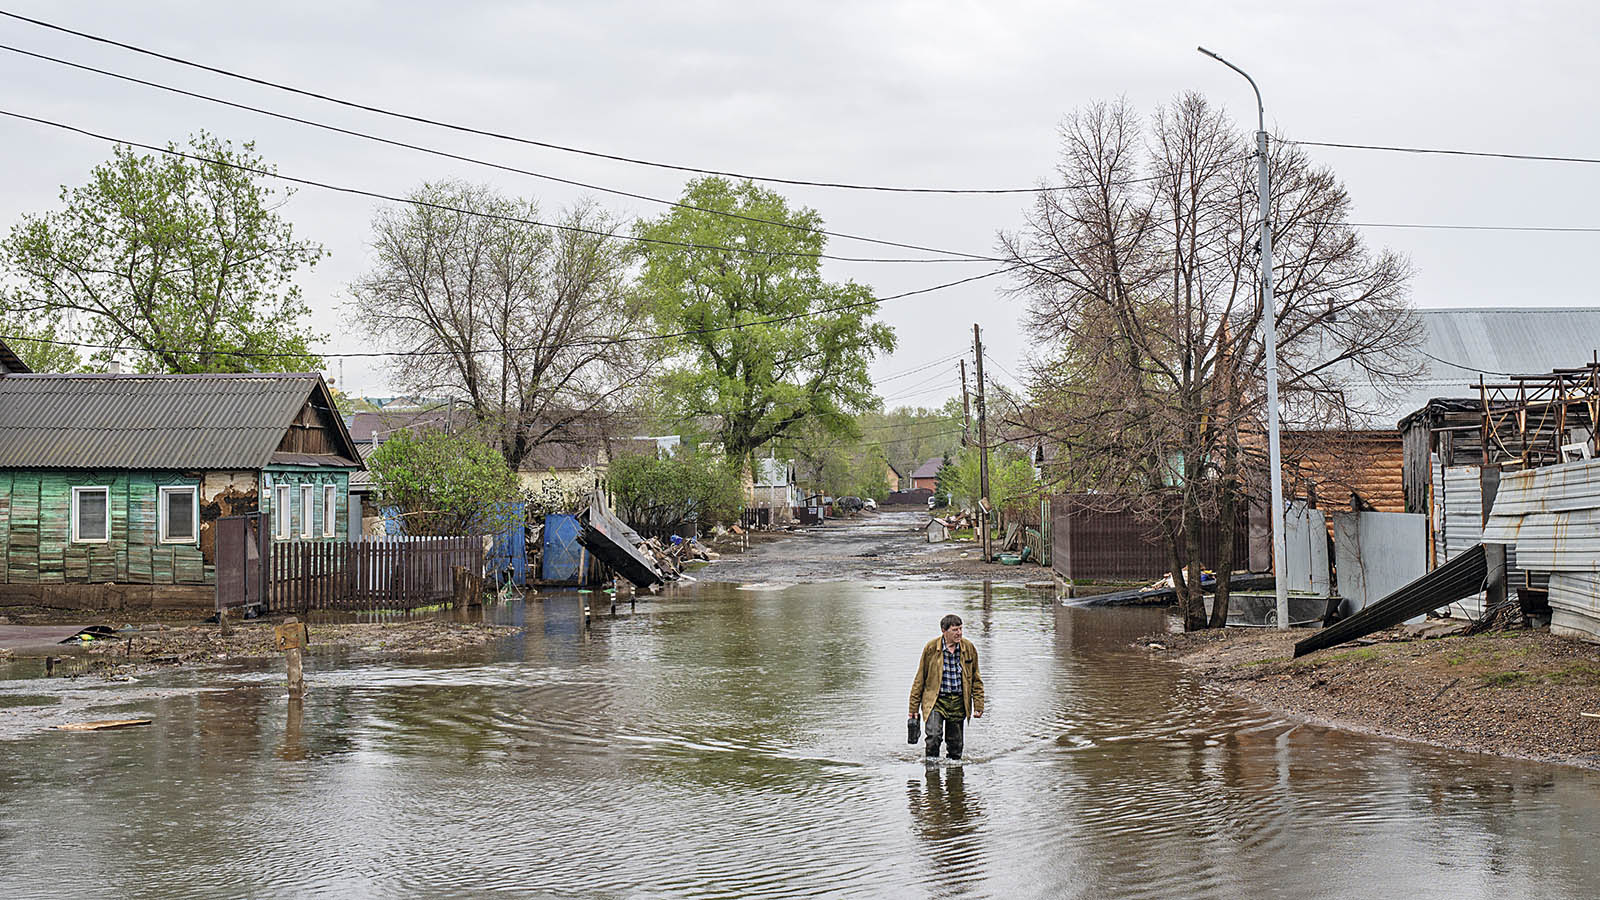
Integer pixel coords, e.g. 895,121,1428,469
542,514,590,584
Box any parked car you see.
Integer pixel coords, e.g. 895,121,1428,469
862,498,878,511
835,495,865,513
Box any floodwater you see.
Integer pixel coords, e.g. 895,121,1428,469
2,579,1598,899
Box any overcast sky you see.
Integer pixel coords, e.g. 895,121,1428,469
1,1,1596,404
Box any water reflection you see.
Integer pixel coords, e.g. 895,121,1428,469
0,582,1597,899
276,695,304,762
907,765,985,897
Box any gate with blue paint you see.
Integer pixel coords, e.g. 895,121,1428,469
484,502,527,586
542,513,590,584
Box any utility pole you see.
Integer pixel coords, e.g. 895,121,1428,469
959,359,972,446
973,325,991,563
1200,46,1289,631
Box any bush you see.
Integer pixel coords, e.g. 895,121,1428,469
610,451,743,531
367,430,520,535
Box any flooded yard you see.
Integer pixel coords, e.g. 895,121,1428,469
2,577,1597,898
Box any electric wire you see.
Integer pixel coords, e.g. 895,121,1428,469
1286,138,1600,167
0,264,1025,361
0,106,988,265
874,352,966,384
0,41,1006,263
0,7,1163,196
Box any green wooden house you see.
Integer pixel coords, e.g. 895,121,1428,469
0,363,363,610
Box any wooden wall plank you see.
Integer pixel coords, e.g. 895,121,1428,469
0,471,10,581
37,473,68,584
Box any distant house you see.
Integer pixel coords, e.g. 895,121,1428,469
911,457,943,492
0,339,29,375
0,369,362,610
752,457,798,523
886,462,902,493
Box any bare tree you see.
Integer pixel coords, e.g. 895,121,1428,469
351,181,657,471
1001,94,1420,630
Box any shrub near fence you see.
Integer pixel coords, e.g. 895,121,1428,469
268,536,483,612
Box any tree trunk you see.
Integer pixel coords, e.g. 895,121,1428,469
1209,480,1239,629
1182,490,1207,631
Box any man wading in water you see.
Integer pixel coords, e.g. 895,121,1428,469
909,614,984,761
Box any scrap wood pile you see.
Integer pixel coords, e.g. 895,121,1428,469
931,511,980,531
636,535,718,580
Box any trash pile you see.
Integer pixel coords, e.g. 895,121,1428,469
929,511,980,531
637,535,719,580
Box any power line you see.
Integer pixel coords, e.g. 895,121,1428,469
875,351,965,384
981,351,1026,388
0,41,1003,264
0,106,989,265
880,378,960,403
0,7,1153,196
1287,138,1600,167
0,264,1024,361
1343,221,1600,234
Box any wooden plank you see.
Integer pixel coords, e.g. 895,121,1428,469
9,473,40,584
0,471,10,580
36,473,68,583
56,719,152,732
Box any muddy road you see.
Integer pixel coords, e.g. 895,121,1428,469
705,509,1016,584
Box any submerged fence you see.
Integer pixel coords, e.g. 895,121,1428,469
267,536,484,612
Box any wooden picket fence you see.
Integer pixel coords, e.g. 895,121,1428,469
267,536,484,612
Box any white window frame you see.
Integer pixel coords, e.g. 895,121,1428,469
71,486,111,544
300,484,315,539
275,484,291,539
322,484,338,538
158,485,199,544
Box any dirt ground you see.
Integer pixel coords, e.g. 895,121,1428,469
1151,625,1600,769
1,619,520,678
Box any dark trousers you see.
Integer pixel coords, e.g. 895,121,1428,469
925,694,965,759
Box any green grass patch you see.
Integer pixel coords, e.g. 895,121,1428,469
1241,655,1289,668
1544,664,1600,685
1480,670,1534,688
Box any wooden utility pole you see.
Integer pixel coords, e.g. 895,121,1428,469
275,616,309,697
959,359,972,446
973,325,991,563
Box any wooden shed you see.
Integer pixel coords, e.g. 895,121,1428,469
0,372,362,610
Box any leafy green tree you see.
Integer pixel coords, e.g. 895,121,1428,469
937,445,1039,521
636,177,895,462
367,430,520,536
609,450,744,532
1,132,324,373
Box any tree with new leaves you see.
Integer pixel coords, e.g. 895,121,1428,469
636,177,896,463
351,181,656,472
1,133,324,372
608,450,745,533
1001,94,1419,630
366,430,520,536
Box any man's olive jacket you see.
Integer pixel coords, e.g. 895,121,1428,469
908,636,984,721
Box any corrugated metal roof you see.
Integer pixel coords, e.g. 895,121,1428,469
1335,307,1600,427
0,373,331,469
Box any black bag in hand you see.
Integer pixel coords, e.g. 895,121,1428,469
907,715,921,744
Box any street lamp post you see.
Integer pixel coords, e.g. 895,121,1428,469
1198,46,1290,631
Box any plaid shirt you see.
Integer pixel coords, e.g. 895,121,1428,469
939,642,963,694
